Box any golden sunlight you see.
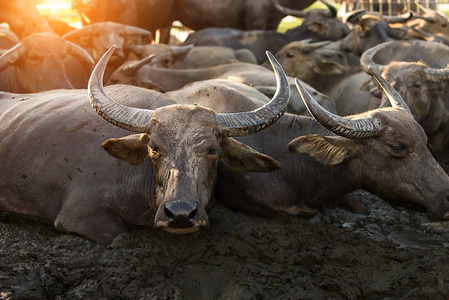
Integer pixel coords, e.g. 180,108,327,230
36,0,82,28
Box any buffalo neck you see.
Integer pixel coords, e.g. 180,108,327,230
216,113,360,217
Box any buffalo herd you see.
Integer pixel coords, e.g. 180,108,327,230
1,0,449,297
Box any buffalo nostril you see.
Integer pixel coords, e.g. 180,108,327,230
188,207,198,220
164,202,198,228
164,205,174,220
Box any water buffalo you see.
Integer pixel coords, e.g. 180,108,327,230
0,32,94,93
182,1,349,64
0,46,289,244
0,0,55,38
407,8,449,45
173,0,317,32
72,0,175,43
341,10,412,56
360,40,449,158
168,69,449,221
263,39,378,116
129,44,257,69
62,22,153,84
72,0,315,44
62,22,152,66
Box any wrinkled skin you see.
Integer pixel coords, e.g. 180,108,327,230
168,79,449,220
0,85,281,243
0,33,93,93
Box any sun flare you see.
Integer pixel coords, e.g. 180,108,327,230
36,0,82,28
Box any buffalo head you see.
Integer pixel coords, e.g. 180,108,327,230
276,0,350,41
408,9,449,44
0,32,94,92
63,22,152,66
89,46,290,233
289,69,449,220
361,40,449,151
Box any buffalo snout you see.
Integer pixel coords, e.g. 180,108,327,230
155,200,208,234
165,201,198,227
425,189,449,220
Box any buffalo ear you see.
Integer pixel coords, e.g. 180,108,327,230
220,137,283,172
287,134,355,166
306,21,327,36
313,52,348,76
101,133,150,165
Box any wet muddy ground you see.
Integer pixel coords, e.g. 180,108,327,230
0,188,448,299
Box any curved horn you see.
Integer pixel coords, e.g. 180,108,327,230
124,24,153,38
216,51,290,137
299,40,332,53
88,45,155,133
170,44,194,56
273,0,309,18
342,9,367,23
0,43,26,72
295,78,382,139
424,65,449,82
382,11,413,23
414,14,437,23
122,54,157,75
360,41,390,74
368,67,413,116
62,26,92,43
320,0,338,18
65,40,95,73
409,24,438,41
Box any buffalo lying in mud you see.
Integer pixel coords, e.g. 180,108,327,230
0,46,289,244
166,71,449,220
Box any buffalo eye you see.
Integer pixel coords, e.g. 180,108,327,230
207,148,217,155
388,143,409,158
442,23,448,28
286,53,294,58
391,145,404,151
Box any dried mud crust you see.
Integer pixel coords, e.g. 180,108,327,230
0,189,448,300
